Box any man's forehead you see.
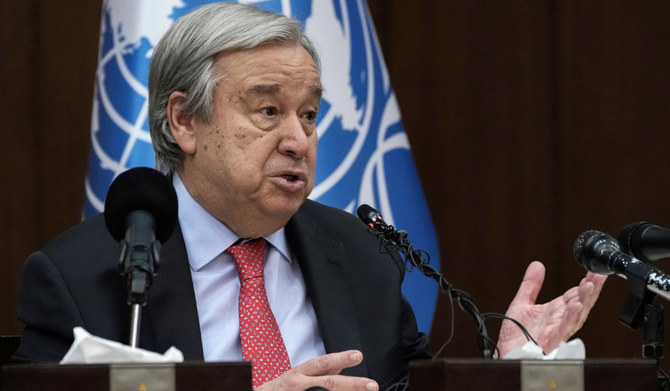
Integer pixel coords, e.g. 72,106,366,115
212,44,322,99
215,43,318,71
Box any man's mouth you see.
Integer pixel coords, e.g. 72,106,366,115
282,174,299,182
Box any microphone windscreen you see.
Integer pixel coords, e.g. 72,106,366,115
104,167,178,242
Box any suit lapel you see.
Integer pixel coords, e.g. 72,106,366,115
137,203,368,369
143,223,204,360
286,204,368,377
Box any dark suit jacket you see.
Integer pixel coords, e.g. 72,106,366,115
13,199,430,389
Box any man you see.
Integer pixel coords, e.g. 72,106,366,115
14,3,606,391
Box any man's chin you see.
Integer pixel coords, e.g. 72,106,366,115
254,196,305,225
268,198,306,220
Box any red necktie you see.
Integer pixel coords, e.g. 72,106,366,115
226,239,291,387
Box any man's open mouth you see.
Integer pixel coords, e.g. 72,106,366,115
282,174,299,182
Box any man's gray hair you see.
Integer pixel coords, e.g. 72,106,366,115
148,2,321,173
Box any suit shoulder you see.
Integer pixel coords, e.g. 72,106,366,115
37,214,118,265
294,200,398,264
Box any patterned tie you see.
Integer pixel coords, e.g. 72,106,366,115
226,239,291,387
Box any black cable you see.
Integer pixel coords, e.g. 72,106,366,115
481,312,545,356
364,221,539,359
385,375,410,391
431,283,456,359
367,225,494,358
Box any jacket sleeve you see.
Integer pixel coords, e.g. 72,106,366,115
13,251,85,362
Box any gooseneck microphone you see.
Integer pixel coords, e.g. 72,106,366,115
574,230,670,304
104,167,178,347
618,222,670,263
357,204,537,359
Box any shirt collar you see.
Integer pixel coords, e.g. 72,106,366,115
173,172,293,271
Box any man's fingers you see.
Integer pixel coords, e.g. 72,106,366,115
562,273,607,338
511,261,546,306
256,351,379,391
305,374,379,391
299,350,364,377
297,351,378,391
580,273,607,310
562,299,585,339
575,274,606,324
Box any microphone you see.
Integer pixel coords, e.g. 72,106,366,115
356,204,496,359
618,222,670,263
104,167,178,348
104,167,178,244
356,204,408,249
573,230,670,302
104,167,178,305
104,167,177,304
357,203,383,227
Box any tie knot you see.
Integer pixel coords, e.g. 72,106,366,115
226,238,266,281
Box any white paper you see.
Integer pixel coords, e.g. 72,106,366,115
502,338,586,360
60,327,184,364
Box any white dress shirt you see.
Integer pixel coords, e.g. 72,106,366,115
173,173,326,366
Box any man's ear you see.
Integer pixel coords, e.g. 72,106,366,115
167,91,197,154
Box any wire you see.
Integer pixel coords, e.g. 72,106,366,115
431,285,456,359
367,224,539,359
385,375,410,391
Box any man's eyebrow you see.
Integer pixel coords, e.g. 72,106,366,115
309,85,323,99
247,84,281,96
245,84,323,99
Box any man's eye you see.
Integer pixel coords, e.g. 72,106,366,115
260,107,278,116
303,110,317,121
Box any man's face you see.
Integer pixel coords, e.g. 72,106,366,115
176,44,322,237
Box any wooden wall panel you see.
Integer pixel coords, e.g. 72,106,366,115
368,1,559,357
33,1,100,236
554,1,670,359
0,0,39,333
0,1,101,333
369,0,670,361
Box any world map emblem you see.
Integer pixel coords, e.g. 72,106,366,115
85,0,439,332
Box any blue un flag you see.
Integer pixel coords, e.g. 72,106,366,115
85,0,440,333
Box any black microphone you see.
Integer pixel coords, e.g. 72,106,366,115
104,167,178,305
574,230,670,302
357,204,394,235
104,167,178,243
357,204,496,359
357,203,382,226
618,222,670,263
356,204,409,250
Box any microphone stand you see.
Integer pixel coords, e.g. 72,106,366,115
118,217,161,348
358,204,544,359
642,303,670,391
126,267,151,349
618,271,669,390
365,223,495,359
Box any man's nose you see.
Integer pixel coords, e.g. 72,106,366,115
277,116,313,158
